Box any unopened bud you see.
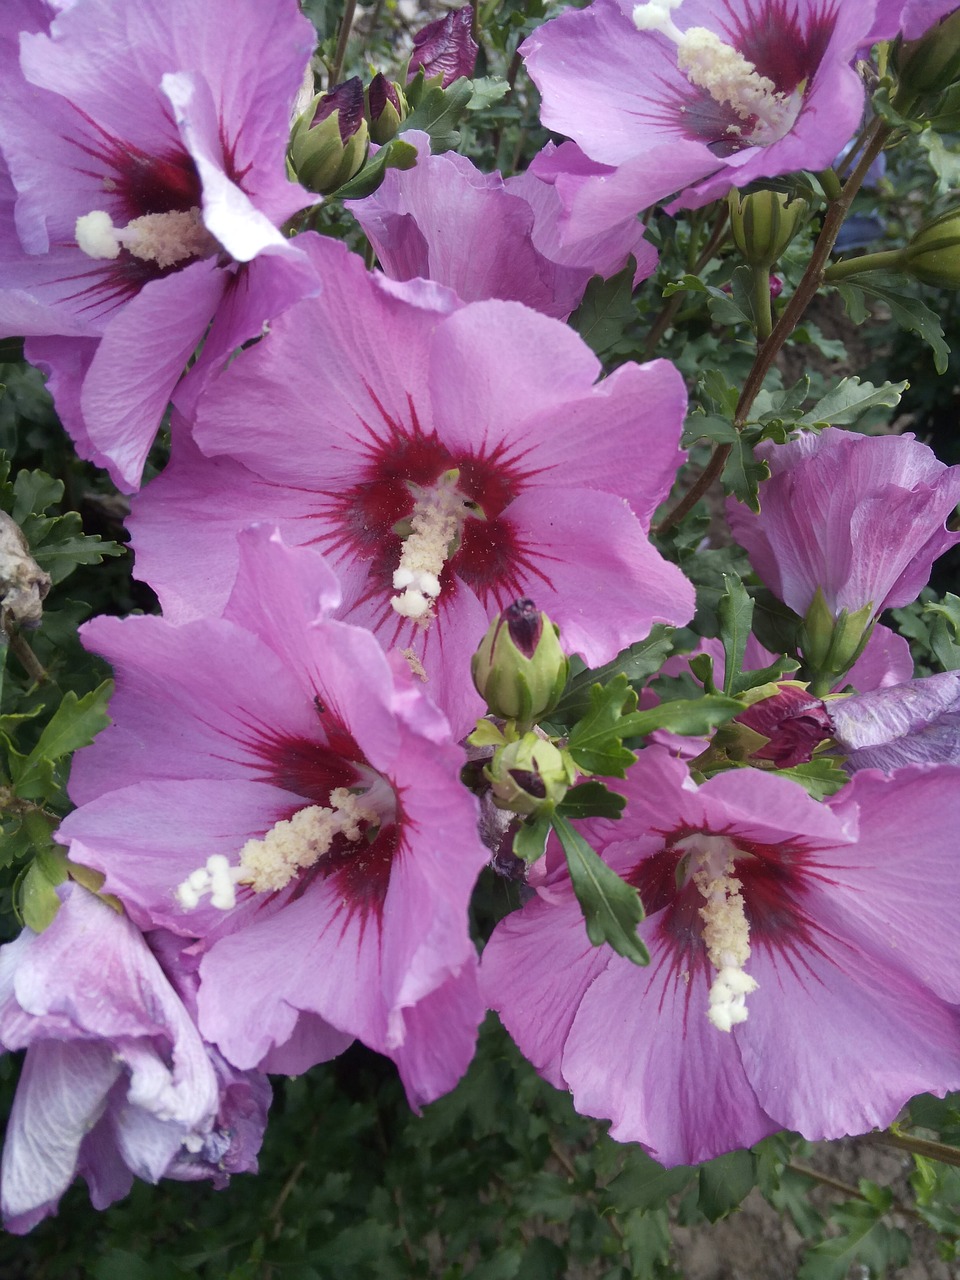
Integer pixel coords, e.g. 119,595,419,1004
289,77,369,194
903,207,960,288
486,733,577,816
366,74,407,145
895,8,960,97
800,588,874,692
728,189,808,269
471,599,569,727
734,682,832,767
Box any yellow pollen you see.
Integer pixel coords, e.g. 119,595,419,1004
392,474,476,624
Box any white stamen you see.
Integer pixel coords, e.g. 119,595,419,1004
677,834,759,1032
175,787,379,911
632,0,801,146
390,472,476,624
75,206,218,269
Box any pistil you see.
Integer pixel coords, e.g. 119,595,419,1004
677,833,759,1032
632,0,801,145
391,469,479,623
176,787,379,912
75,207,218,270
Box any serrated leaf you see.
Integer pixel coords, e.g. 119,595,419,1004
722,430,769,512
797,376,908,426
400,76,473,152
733,654,800,693
551,813,648,966
605,1151,695,1213
569,258,637,357
12,468,63,522
565,674,639,777
698,1150,758,1221
466,76,510,109
556,781,626,820
553,627,674,723
797,1202,908,1280
925,592,960,671
13,680,113,802
513,812,551,864
774,757,850,799
681,412,738,449
834,273,950,374
717,573,754,696
616,693,741,740
333,138,418,200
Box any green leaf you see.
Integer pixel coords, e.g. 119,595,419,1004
605,1151,695,1213
565,675,639,777
796,376,908,427
13,680,113,802
919,127,960,196
553,627,674,723
774,756,850,799
466,76,511,109
717,573,754,695
400,76,473,152
332,138,418,200
698,1150,758,1221
569,258,637,357
556,781,626,820
797,1202,909,1280
512,812,551,864
925,592,960,671
722,429,769,512
662,273,751,327
732,654,800,693
834,273,950,374
615,693,741,740
550,813,648,966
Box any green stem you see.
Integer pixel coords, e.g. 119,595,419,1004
750,264,774,342
327,0,357,89
824,248,905,281
872,1131,960,1170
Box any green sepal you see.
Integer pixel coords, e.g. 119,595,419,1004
512,812,552,864
550,813,648,967
332,138,419,200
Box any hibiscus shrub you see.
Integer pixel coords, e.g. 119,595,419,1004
2,0,960,1275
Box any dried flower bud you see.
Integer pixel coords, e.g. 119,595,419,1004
408,6,478,87
0,511,50,634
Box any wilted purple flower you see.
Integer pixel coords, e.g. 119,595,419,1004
347,132,656,319
409,6,478,86
829,670,960,771
0,0,320,489
0,883,269,1233
482,749,960,1166
128,234,694,735
61,528,488,1106
519,0,874,233
727,428,960,623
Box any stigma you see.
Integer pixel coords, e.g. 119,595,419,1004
75,207,218,270
391,469,482,623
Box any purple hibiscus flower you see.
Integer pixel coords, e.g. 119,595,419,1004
126,234,694,736
481,748,960,1166
0,882,270,1233
346,132,657,319
829,670,960,771
0,0,321,490
59,528,488,1106
869,0,959,40
518,0,875,237
727,428,960,624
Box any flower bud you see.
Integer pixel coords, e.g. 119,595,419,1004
800,588,874,691
471,598,570,727
486,733,577,816
408,5,478,87
289,77,369,195
734,682,832,767
366,74,407,145
903,207,960,288
895,8,960,97
728,190,808,268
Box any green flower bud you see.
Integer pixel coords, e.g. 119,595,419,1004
903,206,960,288
366,74,407,145
895,8,960,97
728,189,808,269
471,598,570,727
800,588,874,693
485,733,577,816
289,77,369,195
